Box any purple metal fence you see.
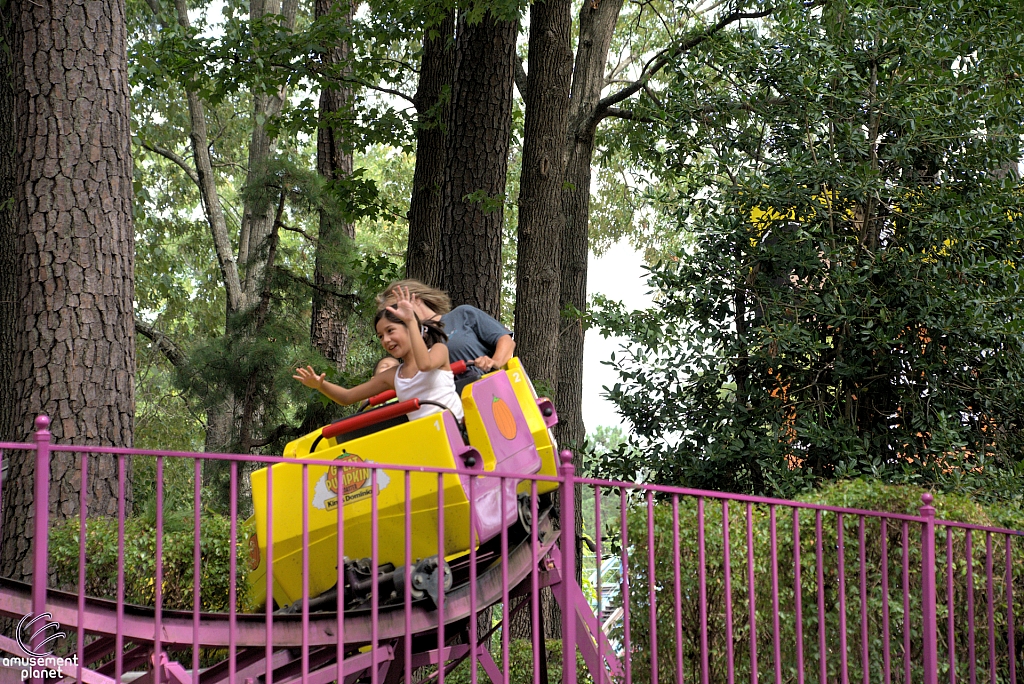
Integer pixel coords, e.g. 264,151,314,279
0,415,1020,684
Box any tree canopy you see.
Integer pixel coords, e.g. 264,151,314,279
595,0,1024,500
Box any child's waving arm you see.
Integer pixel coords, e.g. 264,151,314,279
294,365,396,405
393,287,450,371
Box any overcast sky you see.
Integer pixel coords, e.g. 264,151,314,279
581,241,654,434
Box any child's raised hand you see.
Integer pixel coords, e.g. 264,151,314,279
391,286,418,324
293,365,326,390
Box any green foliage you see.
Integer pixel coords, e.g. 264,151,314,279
441,639,592,684
49,513,251,612
612,481,1024,684
597,0,1024,498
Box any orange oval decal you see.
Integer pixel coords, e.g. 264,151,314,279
492,396,517,440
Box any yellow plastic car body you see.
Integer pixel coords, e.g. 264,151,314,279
246,358,559,610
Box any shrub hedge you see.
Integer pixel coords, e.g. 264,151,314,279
609,480,1024,684
49,512,250,613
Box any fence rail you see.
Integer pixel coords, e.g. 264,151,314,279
0,415,1020,684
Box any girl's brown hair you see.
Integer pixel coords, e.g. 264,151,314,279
373,307,448,351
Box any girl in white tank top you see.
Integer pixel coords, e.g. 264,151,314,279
294,287,464,421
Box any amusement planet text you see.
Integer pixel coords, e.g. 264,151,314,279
1,655,79,681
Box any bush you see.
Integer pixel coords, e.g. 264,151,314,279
442,639,592,684
49,513,251,612
611,481,1024,683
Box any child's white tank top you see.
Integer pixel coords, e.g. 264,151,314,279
393,363,464,422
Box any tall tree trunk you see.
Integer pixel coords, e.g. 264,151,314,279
515,0,572,402
405,9,454,288
556,0,623,459
0,0,17,445
238,0,299,308
1,0,136,581
509,0,573,642
438,11,517,318
543,0,623,639
311,0,356,367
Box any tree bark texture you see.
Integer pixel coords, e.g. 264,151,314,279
556,0,623,459
168,0,299,458
311,0,356,368
438,12,517,319
504,0,575,642
547,0,623,633
514,0,573,393
0,0,17,444
1,0,136,581
405,10,454,288
238,0,299,309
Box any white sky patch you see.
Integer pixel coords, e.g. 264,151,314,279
583,239,655,433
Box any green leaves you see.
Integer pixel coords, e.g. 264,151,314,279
596,0,1024,499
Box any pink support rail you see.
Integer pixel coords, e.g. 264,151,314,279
0,418,1021,684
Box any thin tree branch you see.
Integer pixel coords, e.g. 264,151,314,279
606,51,636,84
643,84,664,110
598,106,656,123
276,220,317,243
278,269,362,302
514,56,528,100
596,7,776,116
136,319,188,368
347,79,416,106
140,141,200,187
247,422,303,449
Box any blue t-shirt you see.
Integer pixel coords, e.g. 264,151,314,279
440,305,511,366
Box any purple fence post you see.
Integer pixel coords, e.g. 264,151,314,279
31,415,51,649
560,450,577,684
920,493,938,684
